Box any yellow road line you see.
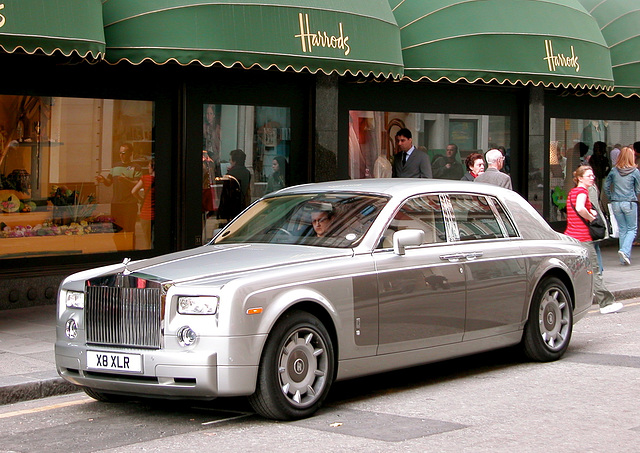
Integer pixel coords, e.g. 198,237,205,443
589,299,640,313
0,397,91,419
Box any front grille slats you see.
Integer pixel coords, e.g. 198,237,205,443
86,284,162,349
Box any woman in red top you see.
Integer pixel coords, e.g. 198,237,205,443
565,165,622,314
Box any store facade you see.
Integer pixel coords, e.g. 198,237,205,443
0,0,403,308
1,0,639,309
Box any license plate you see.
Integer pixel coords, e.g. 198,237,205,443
87,351,142,373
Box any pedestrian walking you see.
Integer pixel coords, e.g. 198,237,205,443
604,146,640,265
566,165,622,314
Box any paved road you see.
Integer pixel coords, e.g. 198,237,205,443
0,300,638,452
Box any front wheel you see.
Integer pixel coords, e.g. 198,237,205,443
83,387,129,403
248,311,335,420
522,277,573,362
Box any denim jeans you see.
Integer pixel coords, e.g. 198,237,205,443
610,201,638,260
594,242,603,274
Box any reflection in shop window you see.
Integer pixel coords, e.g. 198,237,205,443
202,104,291,241
0,95,154,259
348,110,510,181
548,118,640,222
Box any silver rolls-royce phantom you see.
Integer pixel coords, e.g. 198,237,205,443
55,179,593,420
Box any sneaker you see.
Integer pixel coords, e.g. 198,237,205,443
600,302,624,314
618,250,631,265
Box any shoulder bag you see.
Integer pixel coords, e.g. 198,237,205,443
569,196,606,241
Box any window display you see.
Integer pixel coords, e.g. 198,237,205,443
548,118,640,222
348,110,510,181
0,95,154,259
202,104,291,241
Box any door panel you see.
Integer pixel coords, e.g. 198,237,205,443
375,245,465,354
446,193,528,340
460,242,527,340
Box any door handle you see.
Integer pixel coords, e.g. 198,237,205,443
439,253,466,262
439,252,483,262
464,251,483,260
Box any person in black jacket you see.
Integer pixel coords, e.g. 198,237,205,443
217,149,251,222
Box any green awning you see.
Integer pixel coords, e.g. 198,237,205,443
579,0,640,98
0,0,105,59
389,0,614,90
103,0,404,78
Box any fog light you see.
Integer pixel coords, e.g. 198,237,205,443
65,318,78,339
177,326,197,347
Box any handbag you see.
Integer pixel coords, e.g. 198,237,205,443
569,196,606,240
587,214,607,241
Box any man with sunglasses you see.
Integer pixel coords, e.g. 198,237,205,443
96,143,142,232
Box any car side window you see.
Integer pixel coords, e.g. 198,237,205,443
379,195,446,248
491,199,519,238
449,194,504,241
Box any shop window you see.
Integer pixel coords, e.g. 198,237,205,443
548,118,640,222
0,95,154,259
202,104,291,241
348,110,510,180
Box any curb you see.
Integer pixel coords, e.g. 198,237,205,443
612,288,640,303
0,377,79,406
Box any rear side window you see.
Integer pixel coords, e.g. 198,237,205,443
492,199,519,238
449,194,505,241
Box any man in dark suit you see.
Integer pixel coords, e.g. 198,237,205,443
392,128,433,178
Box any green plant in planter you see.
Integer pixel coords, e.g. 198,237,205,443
48,185,96,225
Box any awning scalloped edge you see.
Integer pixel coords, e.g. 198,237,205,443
102,55,404,79
400,73,615,91
587,90,640,99
0,43,104,60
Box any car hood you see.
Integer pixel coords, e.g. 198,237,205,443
108,244,354,284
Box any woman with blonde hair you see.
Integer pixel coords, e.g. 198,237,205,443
566,165,622,314
604,146,640,265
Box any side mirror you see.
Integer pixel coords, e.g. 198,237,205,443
393,229,425,255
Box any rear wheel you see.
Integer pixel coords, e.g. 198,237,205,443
248,310,335,420
522,277,573,362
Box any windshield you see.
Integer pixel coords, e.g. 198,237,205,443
212,193,389,248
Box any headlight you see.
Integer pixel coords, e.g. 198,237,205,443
177,296,219,315
65,291,85,309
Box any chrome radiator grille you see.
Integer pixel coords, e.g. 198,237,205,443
86,285,163,349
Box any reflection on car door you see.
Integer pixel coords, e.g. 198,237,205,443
447,193,527,340
374,195,465,354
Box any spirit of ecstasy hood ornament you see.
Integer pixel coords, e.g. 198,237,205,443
122,257,132,275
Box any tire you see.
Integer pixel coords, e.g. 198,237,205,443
248,310,335,420
522,277,573,362
83,387,128,403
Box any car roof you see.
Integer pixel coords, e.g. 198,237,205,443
273,178,515,200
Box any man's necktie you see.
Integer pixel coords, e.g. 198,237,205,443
402,152,407,166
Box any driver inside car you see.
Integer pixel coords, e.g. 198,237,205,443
311,208,335,237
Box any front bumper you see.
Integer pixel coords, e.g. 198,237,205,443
55,335,265,399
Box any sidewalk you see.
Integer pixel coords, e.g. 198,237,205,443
1,242,638,406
